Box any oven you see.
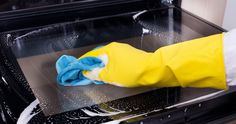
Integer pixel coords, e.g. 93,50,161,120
1,0,236,124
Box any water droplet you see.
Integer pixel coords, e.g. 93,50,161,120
184,108,188,113
198,104,201,107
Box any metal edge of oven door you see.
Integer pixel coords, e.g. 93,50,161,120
0,0,169,33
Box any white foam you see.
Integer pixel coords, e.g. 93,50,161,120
84,54,108,81
142,28,152,34
17,99,41,124
64,115,90,120
1,76,8,85
81,108,125,117
0,106,6,123
133,10,147,20
102,109,162,124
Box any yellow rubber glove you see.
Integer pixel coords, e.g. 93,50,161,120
80,33,227,89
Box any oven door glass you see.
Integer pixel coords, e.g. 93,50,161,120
2,7,223,117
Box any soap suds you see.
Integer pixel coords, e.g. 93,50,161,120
102,109,162,124
17,99,41,124
81,108,125,117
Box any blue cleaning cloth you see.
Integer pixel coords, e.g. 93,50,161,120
56,55,105,86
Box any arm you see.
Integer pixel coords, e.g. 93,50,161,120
82,33,227,89
57,30,236,90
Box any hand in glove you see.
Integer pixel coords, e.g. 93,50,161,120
80,33,227,89
57,32,233,89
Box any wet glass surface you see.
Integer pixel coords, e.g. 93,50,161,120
2,7,224,119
